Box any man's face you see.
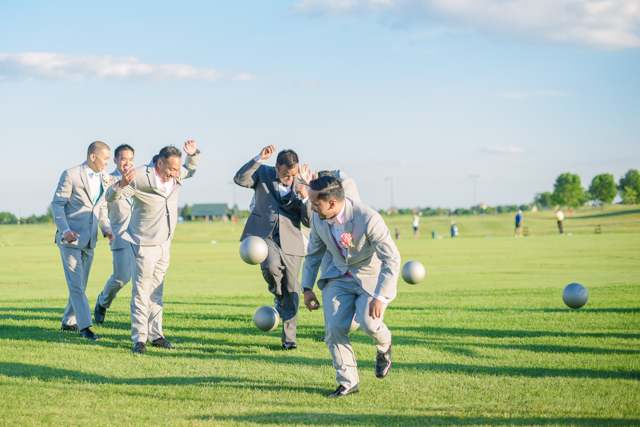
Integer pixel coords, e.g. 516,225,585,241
156,156,181,183
309,189,337,220
89,149,110,172
115,149,134,175
275,163,299,187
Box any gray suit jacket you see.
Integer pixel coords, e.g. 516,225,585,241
106,151,200,246
51,163,111,249
107,170,134,251
301,198,401,301
333,170,361,203
234,158,312,257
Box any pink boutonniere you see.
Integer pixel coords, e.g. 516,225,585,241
340,232,355,249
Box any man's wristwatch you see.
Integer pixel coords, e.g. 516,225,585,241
302,288,313,293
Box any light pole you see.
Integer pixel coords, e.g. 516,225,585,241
469,175,479,207
384,177,398,210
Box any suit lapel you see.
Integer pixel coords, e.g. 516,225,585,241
146,164,164,197
269,168,282,204
343,199,354,261
323,219,343,258
79,164,92,203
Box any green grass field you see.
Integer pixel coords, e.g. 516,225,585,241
1,206,639,426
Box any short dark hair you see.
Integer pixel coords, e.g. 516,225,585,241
87,141,110,156
317,170,337,178
153,145,181,164
276,149,299,169
114,144,134,159
310,175,344,202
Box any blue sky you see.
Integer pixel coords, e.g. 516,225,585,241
1,0,639,216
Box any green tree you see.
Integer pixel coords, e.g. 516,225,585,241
0,212,18,224
552,173,584,207
618,169,640,204
588,173,617,204
621,187,638,205
534,192,553,208
181,204,192,219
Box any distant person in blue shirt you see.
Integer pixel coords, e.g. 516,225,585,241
450,221,458,238
515,210,523,237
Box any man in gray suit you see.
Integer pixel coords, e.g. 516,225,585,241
107,141,200,354
52,141,115,341
234,145,312,349
94,144,135,324
301,176,400,398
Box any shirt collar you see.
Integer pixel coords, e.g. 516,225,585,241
327,201,346,226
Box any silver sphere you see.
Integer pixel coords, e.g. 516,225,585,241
562,283,589,309
239,236,269,265
401,261,425,285
350,316,360,333
253,306,280,332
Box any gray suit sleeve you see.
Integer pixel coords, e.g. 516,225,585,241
338,171,361,203
106,182,136,203
179,149,200,180
98,198,111,235
234,159,261,189
51,170,72,233
366,214,401,299
301,215,328,291
300,200,312,228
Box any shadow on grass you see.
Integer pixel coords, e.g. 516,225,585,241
571,209,640,220
205,413,640,426
394,325,640,340
0,362,325,394
389,306,640,314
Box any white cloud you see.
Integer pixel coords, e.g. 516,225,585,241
502,91,569,100
231,72,266,82
294,0,640,49
298,79,319,86
0,52,261,82
484,145,526,154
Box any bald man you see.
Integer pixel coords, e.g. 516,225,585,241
51,141,115,341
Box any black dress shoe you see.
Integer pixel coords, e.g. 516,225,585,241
151,337,176,350
133,342,146,354
61,322,79,332
80,327,100,341
282,342,297,350
327,384,359,398
94,301,106,324
320,336,326,342
375,344,392,378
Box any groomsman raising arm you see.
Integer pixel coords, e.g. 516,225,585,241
234,146,312,350
301,175,400,398
51,141,115,341
106,140,200,354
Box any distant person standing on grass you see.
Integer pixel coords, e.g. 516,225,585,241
413,214,420,239
450,221,458,238
556,209,564,235
515,210,523,237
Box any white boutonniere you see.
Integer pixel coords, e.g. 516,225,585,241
101,173,110,187
176,174,183,182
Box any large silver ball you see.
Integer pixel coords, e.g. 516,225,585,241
239,236,269,265
401,261,425,285
253,306,280,332
562,283,589,309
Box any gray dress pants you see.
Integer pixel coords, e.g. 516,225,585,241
58,242,95,330
97,245,133,308
130,239,170,344
261,236,301,345
322,276,392,389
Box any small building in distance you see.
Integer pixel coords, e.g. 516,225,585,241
189,203,229,220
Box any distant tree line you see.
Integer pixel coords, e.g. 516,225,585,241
535,168,640,208
0,207,53,225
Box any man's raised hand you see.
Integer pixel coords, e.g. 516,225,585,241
184,140,197,155
259,145,276,160
303,290,320,312
118,168,137,189
299,163,312,184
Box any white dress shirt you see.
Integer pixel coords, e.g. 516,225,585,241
326,200,389,304
154,167,176,198
85,163,103,205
